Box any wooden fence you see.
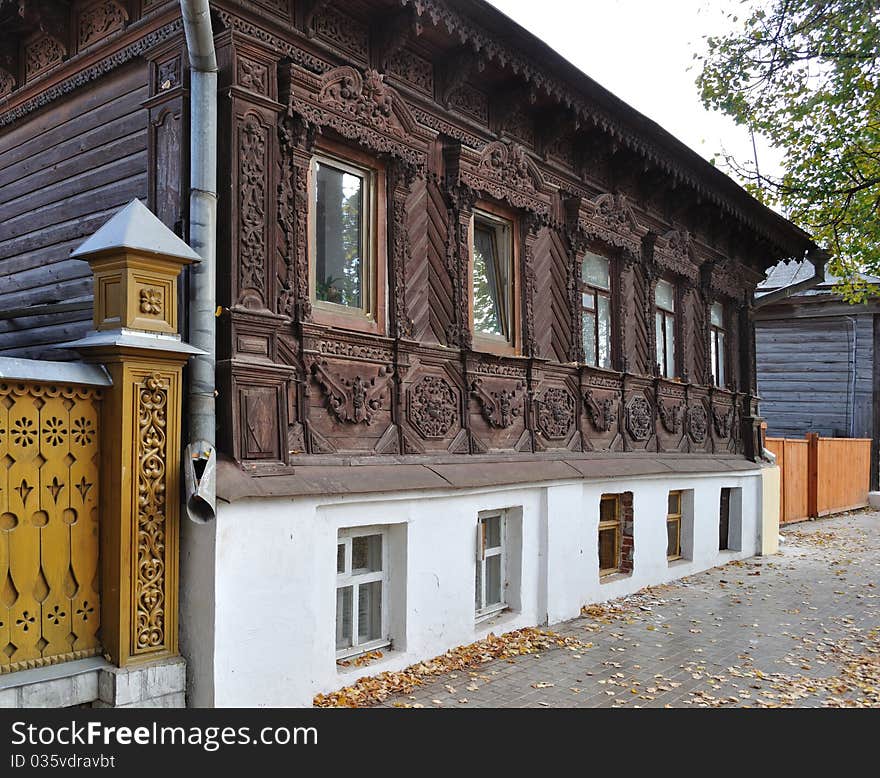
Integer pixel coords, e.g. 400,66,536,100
765,434,871,524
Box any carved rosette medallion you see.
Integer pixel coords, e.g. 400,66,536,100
139,288,162,315
134,374,168,654
688,405,709,444
471,378,524,429
408,376,458,439
537,387,575,440
625,396,652,441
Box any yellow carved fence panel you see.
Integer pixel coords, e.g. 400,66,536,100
0,381,101,673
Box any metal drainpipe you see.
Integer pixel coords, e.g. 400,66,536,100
180,0,218,523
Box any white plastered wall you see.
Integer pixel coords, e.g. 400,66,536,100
195,469,760,707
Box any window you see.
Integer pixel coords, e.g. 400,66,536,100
710,302,727,388
581,252,613,368
471,208,517,353
309,145,384,332
719,488,731,551
598,494,621,575
336,529,389,659
476,512,506,620
655,279,676,378
667,491,682,560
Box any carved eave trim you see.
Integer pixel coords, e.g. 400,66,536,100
578,191,647,262
391,0,810,257
286,63,431,169
0,8,182,128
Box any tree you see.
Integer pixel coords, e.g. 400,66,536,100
697,0,880,301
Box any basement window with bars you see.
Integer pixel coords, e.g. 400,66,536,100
598,494,622,576
476,512,507,621
667,490,682,560
336,528,389,659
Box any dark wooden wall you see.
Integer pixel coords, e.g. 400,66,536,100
0,61,149,358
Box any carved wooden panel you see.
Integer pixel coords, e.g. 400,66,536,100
686,391,711,453
656,380,686,453
533,227,572,364
25,34,65,81
311,5,369,63
387,47,434,96
0,381,102,674
622,261,650,375
532,368,580,452
468,358,530,453
406,176,454,345
149,104,183,231
400,351,464,454
622,380,655,451
77,0,128,51
581,369,623,452
240,386,282,461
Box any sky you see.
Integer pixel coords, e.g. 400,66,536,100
484,0,784,183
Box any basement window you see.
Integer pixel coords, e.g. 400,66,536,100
598,494,622,575
667,491,683,560
336,528,390,659
476,512,507,621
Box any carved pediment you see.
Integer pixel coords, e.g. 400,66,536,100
655,228,699,280
477,140,543,192
317,65,416,138
580,192,645,259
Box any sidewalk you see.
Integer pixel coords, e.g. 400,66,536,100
380,510,880,708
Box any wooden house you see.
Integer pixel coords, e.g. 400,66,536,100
0,0,815,706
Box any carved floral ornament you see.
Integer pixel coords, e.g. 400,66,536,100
139,288,162,316
0,68,14,98
78,0,129,50
407,375,458,439
537,387,575,440
135,374,169,654
625,395,652,441
688,404,709,444
658,399,685,435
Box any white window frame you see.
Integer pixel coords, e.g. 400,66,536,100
335,526,390,660
475,511,507,622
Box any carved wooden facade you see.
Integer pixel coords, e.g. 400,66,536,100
0,0,816,471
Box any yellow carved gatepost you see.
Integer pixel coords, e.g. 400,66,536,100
0,378,103,673
65,199,202,668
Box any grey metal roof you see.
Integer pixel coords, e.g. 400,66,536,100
759,260,880,296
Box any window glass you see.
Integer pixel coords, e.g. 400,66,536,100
597,294,612,369
314,161,365,309
716,332,726,386
336,543,345,574
352,534,382,573
710,302,724,328
655,312,665,371
666,519,680,558
473,225,505,336
483,514,502,549
336,586,353,651
582,252,610,289
600,496,618,523
583,312,597,366
664,315,676,377
656,279,675,311
668,491,681,515
598,526,619,571
357,581,382,643
485,555,502,606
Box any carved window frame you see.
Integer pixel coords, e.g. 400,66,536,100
468,200,521,357
710,300,728,389
308,139,387,335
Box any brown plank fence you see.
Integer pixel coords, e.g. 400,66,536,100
765,434,871,524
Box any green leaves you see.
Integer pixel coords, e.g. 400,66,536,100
696,0,880,300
